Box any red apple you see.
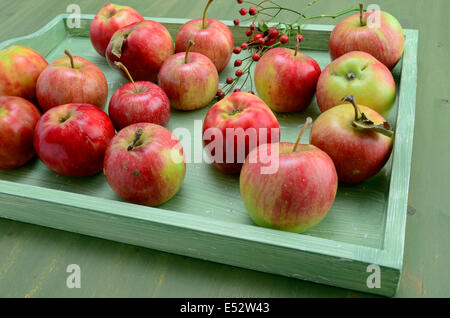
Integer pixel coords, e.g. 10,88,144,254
158,41,218,111
0,96,41,169
310,96,393,183
316,51,396,116
33,103,115,177
0,46,47,101
254,43,321,112
90,3,144,57
240,119,338,233
175,0,233,73
36,50,108,112
104,123,186,206
109,62,170,130
203,92,280,174
329,4,405,70
106,20,174,82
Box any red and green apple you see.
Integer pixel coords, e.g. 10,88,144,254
175,0,234,73
36,50,108,112
104,123,186,206
106,20,174,82
33,103,115,177
0,96,41,169
90,3,144,57
158,41,218,111
109,62,170,130
316,51,396,116
0,46,47,101
310,96,393,183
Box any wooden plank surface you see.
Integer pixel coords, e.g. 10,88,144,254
0,0,448,298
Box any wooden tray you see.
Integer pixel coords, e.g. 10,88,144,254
0,14,418,296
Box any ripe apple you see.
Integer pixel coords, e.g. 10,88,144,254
310,96,393,183
33,103,115,177
109,62,170,130
90,3,144,57
158,41,218,111
203,92,280,174
240,118,338,233
0,96,41,169
0,46,47,101
106,20,174,82
316,51,396,116
104,123,186,206
175,0,233,72
254,39,321,112
329,4,405,70
36,50,108,112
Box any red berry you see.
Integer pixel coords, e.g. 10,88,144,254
279,35,289,44
233,46,242,54
217,92,225,100
254,33,263,40
246,29,253,37
234,59,242,67
258,38,265,45
240,43,249,50
248,90,255,95
249,23,256,31
237,0,243,3
239,8,248,16
234,88,241,93
233,19,240,26
249,7,257,15
295,34,304,43
235,69,243,77
268,27,279,39
226,77,234,84
265,38,277,46
252,53,261,61
216,89,223,96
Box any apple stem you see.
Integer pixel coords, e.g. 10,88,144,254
64,49,75,69
359,3,366,26
342,95,362,121
294,36,301,57
114,61,138,93
293,117,313,152
127,126,144,151
185,40,195,64
202,0,214,29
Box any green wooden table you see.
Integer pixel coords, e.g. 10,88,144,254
0,0,448,298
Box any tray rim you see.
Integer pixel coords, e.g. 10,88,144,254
0,13,419,296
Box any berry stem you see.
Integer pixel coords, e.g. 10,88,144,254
64,49,75,69
293,117,312,152
202,0,214,29
128,126,144,151
185,40,195,64
114,61,138,93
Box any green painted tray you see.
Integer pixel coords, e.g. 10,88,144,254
0,14,418,296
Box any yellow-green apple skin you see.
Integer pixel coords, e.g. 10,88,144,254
329,10,405,70
158,52,218,111
0,46,48,101
254,47,321,113
310,103,393,183
316,51,396,116
240,142,338,233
